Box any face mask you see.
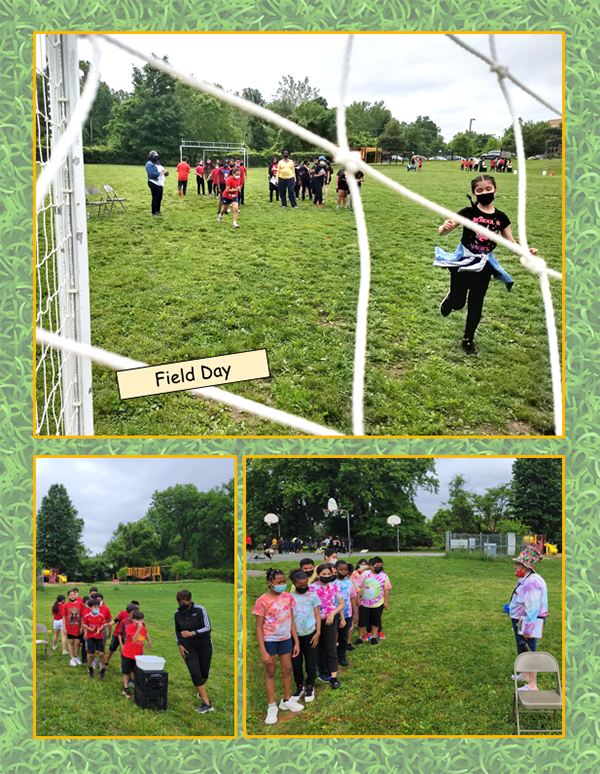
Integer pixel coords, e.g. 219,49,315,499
91,609,99,616
179,602,191,612
295,586,309,594
337,573,347,579
515,568,527,578
273,583,287,593
476,192,495,205
283,154,289,158
328,558,337,565
374,566,383,574
319,575,334,584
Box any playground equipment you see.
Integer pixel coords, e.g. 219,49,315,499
350,146,382,164
523,535,558,555
123,565,174,582
43,568,67,583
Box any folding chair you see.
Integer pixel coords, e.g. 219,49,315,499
85,186,110,216
512,651,562,734
36,623,50,660
103,184,127,212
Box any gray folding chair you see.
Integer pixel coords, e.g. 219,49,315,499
36,623,50,660
512,651,562,734
103,184,127,212
85,186,110,216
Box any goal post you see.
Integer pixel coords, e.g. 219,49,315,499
179,139,248,168
35,34,94,436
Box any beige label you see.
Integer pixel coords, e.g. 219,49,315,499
116,349,270,399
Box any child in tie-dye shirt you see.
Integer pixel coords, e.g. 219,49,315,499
253,568,303,725
355,557,391,645
309,563,345,689
289,569,321,703
334,561,357,664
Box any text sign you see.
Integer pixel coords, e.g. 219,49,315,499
116,349,270,399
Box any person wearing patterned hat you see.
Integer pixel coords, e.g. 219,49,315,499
508,545,548,691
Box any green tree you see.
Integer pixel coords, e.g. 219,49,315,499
450,132,470,158
378,119,407,156
429,507,454,535
172,560,193,579
177,82,242,157
103,519,161,570
187,480,235,568
500,119,556,156
36,484,84,575
241,87,266,106
146,483,203,561
278,100,336,152
270,75,321,118
345,100,392,138
108,56,183,163
444,474,481,533
79,61,118,145
404,116,444,156
510,458,562,542
473,483,512,533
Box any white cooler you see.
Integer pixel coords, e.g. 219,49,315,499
135,655,166,671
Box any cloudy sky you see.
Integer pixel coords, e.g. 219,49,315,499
414,456,516,521
74,32,562,142
35,456,235,554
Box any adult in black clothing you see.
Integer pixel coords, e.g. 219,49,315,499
175,589,214,714
311,160,326,206
298,161,312,200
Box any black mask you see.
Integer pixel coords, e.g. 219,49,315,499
374,566,383,574
476,192,495,206
179,602,192,613
295,586,309,594
319,575,335,583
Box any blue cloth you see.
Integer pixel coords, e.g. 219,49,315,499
264,637,293,656
434,243,514,291
146,161,161,181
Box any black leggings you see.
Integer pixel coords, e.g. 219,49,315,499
317,615,339,674
207,179,213,196
292,631,318,687
447,263,493,339
312,179,324,205
183,639,213,687
337,616,352,658
197,176,205,194
269,182,279,202
300,180,312,200
178,180,188,195
148,181,163,214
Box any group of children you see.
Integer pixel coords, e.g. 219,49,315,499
252,551,392,725
268,154,364,210
50,587,150,697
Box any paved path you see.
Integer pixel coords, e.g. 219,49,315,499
245,551,444,568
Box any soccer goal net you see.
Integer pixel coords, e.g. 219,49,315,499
35,33,563,437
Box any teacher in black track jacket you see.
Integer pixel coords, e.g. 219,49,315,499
175,589,215,714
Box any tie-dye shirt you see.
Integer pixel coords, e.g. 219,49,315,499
509,572,548,636
290,589,320,636
309,580,344,618
335,576,357,618
355,570,392,608
252,592,296,642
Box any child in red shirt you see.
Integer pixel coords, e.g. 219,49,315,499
82,598,108,679
105,601,138,665
217,166,243,228
51,594,67,654
195,163,205,195
121,611,152,698
234,156,247,205
176,156,192,196
64,588,85,666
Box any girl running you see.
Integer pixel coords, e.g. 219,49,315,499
253,568,303,725
217,166,243,228
289,569,321,704
51,594,67,654
435,175,538,355
309,563,345,689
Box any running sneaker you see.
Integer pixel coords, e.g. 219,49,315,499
217,214,223,222
371,637,379,645
62,650,69,655
88,667,94,678
338,657,350,667
265,703,278,725
292,685,305,700
99,669,106,680
75,657,82,665
92,658,99,669
377,631,386,640
279,698,304,712
330,678,341,690
317,673,331,682
52,645,57,651
304,686,315,703
122,688,132,698
346,643,355,652
364,634,372,641
461,337,478,355
354,638,365,646
439,293,452,317
233,223,239,228
196,702,214,713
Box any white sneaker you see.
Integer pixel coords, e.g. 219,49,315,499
52,645,57,650
511,673,527,682
279,698,304,712
265,703,278,725
518,685,538,691
92,658,99,669
217,214,223,222
75,657,82,665
233,222,239,228
69,658,77,666
62,650,69,655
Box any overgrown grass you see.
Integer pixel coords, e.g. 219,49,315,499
244,556,563,736
35,581,235,737
78,161,562,436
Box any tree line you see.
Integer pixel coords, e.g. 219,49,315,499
246,457,562,550
36,480,234,583
35,56,560,166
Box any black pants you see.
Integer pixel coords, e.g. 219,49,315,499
207,179,213,196
178,180,188,195
313,179,324,205
239,183,245,205
292,631,318,687
317,615,339,675
148,181,163,214
300,180,312,200
278,177,297,207
269,182,279,202
197,176,205,194
183,638,213,687
447,263,493,339
337,616,352,659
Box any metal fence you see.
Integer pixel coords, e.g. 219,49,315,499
445,531,527,557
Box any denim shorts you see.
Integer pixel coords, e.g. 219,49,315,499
264,637,293,656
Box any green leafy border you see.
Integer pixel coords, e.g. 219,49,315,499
1,2,597,771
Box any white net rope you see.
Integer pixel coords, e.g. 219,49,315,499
35,33,563,436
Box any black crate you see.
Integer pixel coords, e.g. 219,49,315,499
134,691,167,711
134,669,168,693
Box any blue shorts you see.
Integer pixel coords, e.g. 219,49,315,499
264,637,293,656
222,195,238,204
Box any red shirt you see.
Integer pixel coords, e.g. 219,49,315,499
196,165,204,176
176,162,191,181
64,600,85,636
113,610,131,637
122,622,148,658
82,610,106,640
224,175,242,198
52,602,65,621
100,604,111,626
235,165,247,184
217,166,230,186
211,168,220,183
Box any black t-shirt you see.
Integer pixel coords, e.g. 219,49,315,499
458,205,510,254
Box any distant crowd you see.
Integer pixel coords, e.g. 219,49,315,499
248,534,354,555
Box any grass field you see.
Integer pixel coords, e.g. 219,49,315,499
244,555,563,736
76,160,562,436
35,581,235,737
